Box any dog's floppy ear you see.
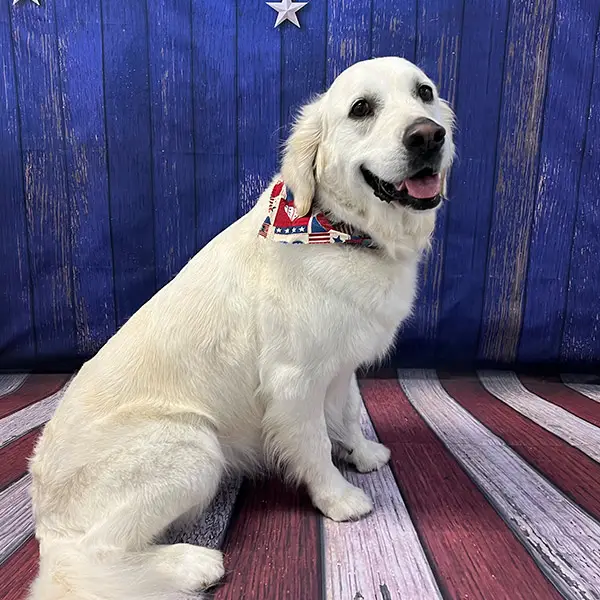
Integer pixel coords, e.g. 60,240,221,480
281,96,324,217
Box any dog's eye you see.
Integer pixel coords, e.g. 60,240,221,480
349,99,373,119
418,84,434,103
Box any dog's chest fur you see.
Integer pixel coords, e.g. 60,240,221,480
260,237,420,371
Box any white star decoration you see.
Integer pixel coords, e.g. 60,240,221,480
266,0,308,28
13,0,40,5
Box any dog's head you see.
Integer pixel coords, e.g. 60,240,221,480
281,57,456,254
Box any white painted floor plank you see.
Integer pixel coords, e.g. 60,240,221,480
561,374,600,403
479,370,600,463
323,405,442,600
0,377,73,448
0,474,33,563
0,374,28,398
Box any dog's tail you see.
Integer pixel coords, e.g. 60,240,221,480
28,544,207,600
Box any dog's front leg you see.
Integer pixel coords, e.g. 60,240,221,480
262,367,373,522
326,372,391,473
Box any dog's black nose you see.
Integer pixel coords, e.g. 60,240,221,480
403,118,446,155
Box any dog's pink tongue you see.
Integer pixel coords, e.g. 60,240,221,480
403,173,441,199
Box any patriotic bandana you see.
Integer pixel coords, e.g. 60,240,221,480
258,181,375,248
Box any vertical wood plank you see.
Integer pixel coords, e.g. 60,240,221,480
436,0,509,368
561,12,600,366
371,0,416,62
400,369,600,599
214,479,322,600
518,0,600,366
443,374,600,521
55,0,116,356
192,0,238,249
362,378,563,600
147,0,196,288
327,0,372,86
0,0,35,367
101,0,155,326
324,405,443,600
395,0,464,367
478,0,556,363
0,536,38,600
10,0,75,363
237,1,281,216
522,375,600,427
280,1,326,143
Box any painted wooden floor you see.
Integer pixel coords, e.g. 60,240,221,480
1,372,599,600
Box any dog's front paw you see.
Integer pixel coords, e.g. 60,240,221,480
313,484,373,522
349,440,391,473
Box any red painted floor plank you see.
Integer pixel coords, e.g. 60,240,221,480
0,537,38,600
214,479,322,600
0,428,41,490
520,375,600,428
441,375,600,520
0,375,70,420
361,379,562,600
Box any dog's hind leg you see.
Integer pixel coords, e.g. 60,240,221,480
30,418,226,600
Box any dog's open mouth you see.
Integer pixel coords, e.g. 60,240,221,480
361,166,443,211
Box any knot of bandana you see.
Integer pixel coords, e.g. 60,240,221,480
258,181,375,248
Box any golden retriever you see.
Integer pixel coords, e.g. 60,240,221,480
28,56,455,599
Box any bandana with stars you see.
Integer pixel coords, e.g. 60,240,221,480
258,181,375,247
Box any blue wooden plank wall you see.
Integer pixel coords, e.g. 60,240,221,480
0,0,599,371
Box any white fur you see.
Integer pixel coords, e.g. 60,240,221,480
28,57,455,600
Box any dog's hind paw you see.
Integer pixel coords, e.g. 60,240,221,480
155,544,225,592
349,440,391,473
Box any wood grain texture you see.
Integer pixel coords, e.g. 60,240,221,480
280,0,326,143
192,0,238,249
0,374,70,419
0,376,28,399
326,0,371,86
236,0,280,216
521,375,600,426
147,0,196,288
0,376,71,447
437,0,510,367
54,0,116,356
518,0,600,365
10,0,75,362
478,0,556,363
162,477,241,550
362,378,561,600
101,0,156,326
561,374,600,403
560,13,600,365
323,405,442,600
479,370,600,463
214,479,322,600
441,374,600,520
0,428,40,491
1,0,600,373
396,0,464,367
400,369,600,600
0,1,35,368
371,0,417,62
0,475,33,565
0,536,38,600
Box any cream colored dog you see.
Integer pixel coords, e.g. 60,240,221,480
28,57,455,599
